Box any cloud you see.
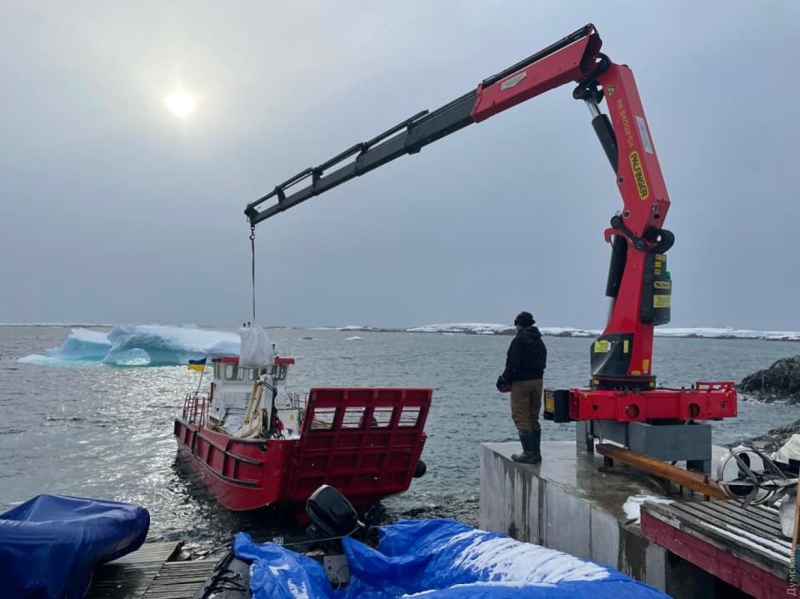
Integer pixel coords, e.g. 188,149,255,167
2,1,798,330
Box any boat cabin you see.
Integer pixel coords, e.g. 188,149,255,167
206,356,299,438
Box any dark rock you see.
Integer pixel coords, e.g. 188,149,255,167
731,419,800,454
739,355,800,403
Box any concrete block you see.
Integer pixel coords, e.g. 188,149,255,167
544,482,592,561
479,443,508,534
590,505,620,568
645,542,667,590
628,421,711,462
479,440,730,596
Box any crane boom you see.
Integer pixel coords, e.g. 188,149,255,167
242,23,737,453
245,24,602,225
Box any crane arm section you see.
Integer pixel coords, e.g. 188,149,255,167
245,25,613,226
242,24,692,396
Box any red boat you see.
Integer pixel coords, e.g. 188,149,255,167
173,354,431,519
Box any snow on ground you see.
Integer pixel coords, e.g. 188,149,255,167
622,494,673,524
405,324,800,340
406,323,514,335
654,327,800,341
443,528,611,585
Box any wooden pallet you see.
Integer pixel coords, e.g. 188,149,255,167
85,541,219,599
641,499,794,598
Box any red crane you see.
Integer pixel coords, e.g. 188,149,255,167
244,24,737,470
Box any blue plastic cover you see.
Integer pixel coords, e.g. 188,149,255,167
233,518,671,599
0,494,150,599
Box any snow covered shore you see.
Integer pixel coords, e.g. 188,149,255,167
320,323,800,341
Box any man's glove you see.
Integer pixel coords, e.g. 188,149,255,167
496,375,511,393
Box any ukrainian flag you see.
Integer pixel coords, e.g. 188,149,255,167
188,357,207,372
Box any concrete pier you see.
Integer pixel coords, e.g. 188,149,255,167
479,440,742,598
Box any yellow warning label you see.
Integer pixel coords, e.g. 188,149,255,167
643,359,650,373
545,394,555,413
623,339,629,354
594,340,610,353
654,295,671,308
654,281,671,289
607,86,617,98
629,151,649,200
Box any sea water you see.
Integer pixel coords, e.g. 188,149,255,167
1,325,798,550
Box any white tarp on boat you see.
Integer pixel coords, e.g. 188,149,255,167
238,325,275,369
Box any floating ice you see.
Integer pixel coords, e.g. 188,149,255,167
18,325,241,367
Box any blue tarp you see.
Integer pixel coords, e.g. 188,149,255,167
0,494,150,599
233,518,671,599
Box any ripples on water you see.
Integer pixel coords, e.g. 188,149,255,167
1,326,799,549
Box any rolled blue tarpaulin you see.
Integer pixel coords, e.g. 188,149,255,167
233,518,670,599
0,494,150,599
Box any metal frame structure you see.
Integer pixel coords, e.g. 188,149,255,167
242,24,737,464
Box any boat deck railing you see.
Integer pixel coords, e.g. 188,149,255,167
182,393,208,427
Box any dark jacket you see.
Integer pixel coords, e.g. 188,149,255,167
502,325,547,382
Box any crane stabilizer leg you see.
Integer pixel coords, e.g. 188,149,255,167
242,24,738,471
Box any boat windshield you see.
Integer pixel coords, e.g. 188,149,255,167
214,362,283,382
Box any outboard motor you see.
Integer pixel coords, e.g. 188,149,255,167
305,484,368,542
302,485,375,587
194,485,374,596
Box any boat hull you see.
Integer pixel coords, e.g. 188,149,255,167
174,419,293,511
174,387,432,516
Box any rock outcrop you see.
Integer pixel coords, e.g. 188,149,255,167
732,419,800,454
739,355,800,403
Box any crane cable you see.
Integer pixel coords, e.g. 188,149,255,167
250,225,256,323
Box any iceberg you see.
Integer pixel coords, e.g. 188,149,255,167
18,324,241,367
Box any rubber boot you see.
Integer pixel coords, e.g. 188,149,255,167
529,429,542,463
511,432,541,465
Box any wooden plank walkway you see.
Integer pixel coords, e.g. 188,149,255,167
85,541,220,599
641,499,793,598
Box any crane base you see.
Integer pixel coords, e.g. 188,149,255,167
577,419,712,473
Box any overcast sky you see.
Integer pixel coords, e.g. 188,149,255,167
2,1,798,331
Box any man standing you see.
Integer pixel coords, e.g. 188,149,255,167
496,311,547,464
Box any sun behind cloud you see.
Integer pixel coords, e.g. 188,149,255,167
164,90,197,119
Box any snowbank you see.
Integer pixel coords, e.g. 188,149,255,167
655,327,800,341
404,324,800,340
407,323,515,335
18,325,241,367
